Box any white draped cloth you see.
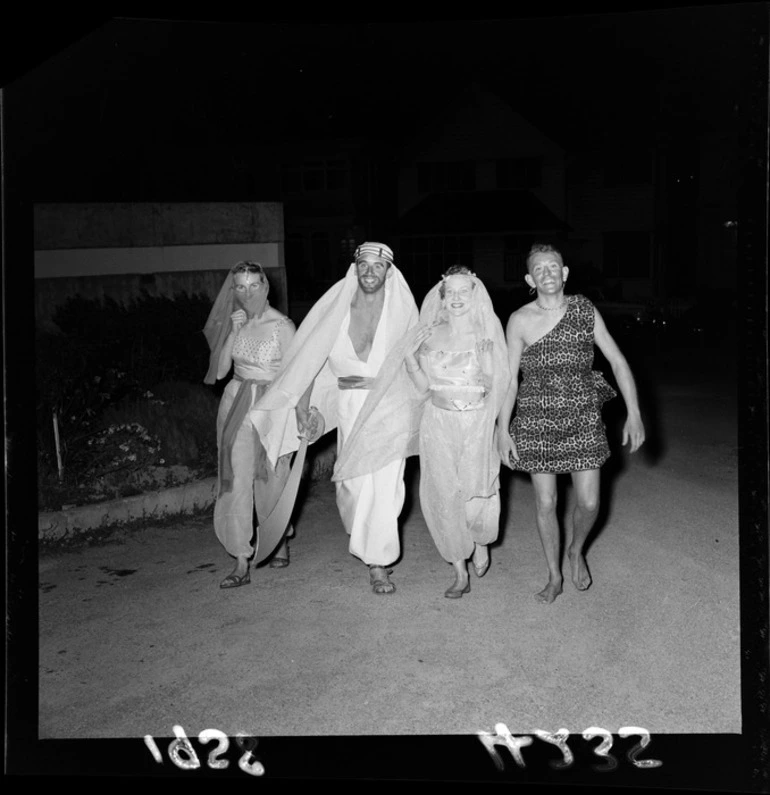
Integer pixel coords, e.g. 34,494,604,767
250,263,424,565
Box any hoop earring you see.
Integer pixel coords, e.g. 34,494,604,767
528,286,536,296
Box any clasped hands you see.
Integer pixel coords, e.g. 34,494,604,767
295,405,322,441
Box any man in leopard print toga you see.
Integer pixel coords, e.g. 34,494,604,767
497,243,645,604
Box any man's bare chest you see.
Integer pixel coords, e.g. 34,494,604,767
348,307,383,361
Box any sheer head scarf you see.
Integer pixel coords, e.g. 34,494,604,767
419,270,511,418
202,264,270,384
203,270,236,385
250,262,422,479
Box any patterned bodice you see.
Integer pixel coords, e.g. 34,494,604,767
424,348,484,390
232,316,290,379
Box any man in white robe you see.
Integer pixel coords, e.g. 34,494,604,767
250,242,423,594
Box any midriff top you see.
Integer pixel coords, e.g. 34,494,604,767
425,348,486,411
232,317,289,381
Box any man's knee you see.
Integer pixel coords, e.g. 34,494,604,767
575,492,600,515
534,491,558,515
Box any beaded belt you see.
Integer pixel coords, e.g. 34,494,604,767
430,386,485,412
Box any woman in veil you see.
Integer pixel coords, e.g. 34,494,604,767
203,261,295,588
405,266,511,598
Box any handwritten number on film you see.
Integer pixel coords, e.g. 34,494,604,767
478,724,662,771
144,726,264,775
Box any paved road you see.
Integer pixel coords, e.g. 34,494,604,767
37,346,740,743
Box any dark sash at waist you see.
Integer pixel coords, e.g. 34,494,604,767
219,375,272,495
337,375,375,390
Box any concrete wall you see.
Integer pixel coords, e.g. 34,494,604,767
35,242,283,279
34,202,283,249
34,202,287,328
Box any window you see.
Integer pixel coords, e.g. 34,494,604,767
417,161,475,193
503,235,537,282
310,231,332,283
303,161,325,191
603,231,651,278
325,160,348,190
496,157,543,189
285,231,339,300
286,233,311,299
603,153,652,187
400,236,474,289
281,159,350,194
281,165,303,193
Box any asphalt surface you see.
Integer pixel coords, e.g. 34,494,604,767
37,343,740,741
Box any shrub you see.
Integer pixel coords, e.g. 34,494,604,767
51,291,212,389
99,380,219,471
71,421,163,478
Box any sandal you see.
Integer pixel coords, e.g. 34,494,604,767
472,548,490,578
269,541,290,569
445,580,471,599
369,565,396,595
219,570,251,589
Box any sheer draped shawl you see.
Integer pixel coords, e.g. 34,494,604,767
250,263,425,481
202,270,237,385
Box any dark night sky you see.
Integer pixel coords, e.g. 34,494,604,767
3,5,761,197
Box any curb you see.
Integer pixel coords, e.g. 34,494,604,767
39,477,219,543
38,442,338,543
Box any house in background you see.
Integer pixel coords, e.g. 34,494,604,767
564,129,736,327
276,137,397,316
393,83,569,303
565,146,658,302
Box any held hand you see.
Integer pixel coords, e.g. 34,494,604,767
230,309,248,334
295,405,310,437
408,323,433,356
475,338,493,356
497,428,519,468
296,405,323,440
622,415,646,453
476,338,494,371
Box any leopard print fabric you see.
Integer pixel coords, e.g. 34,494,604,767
509,294,617,474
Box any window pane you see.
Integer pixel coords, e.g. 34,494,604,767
603,231,650,277
496,157,542,189
281,166,302,193
417,163,433,193
326,168,347,190
604,153,652,187
303,165,324,191
311,232,331,280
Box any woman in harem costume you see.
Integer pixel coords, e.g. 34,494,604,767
203,262,296,588
405,266,511,598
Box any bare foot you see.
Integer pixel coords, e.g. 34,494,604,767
568,549,592,591
535,578,563,604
